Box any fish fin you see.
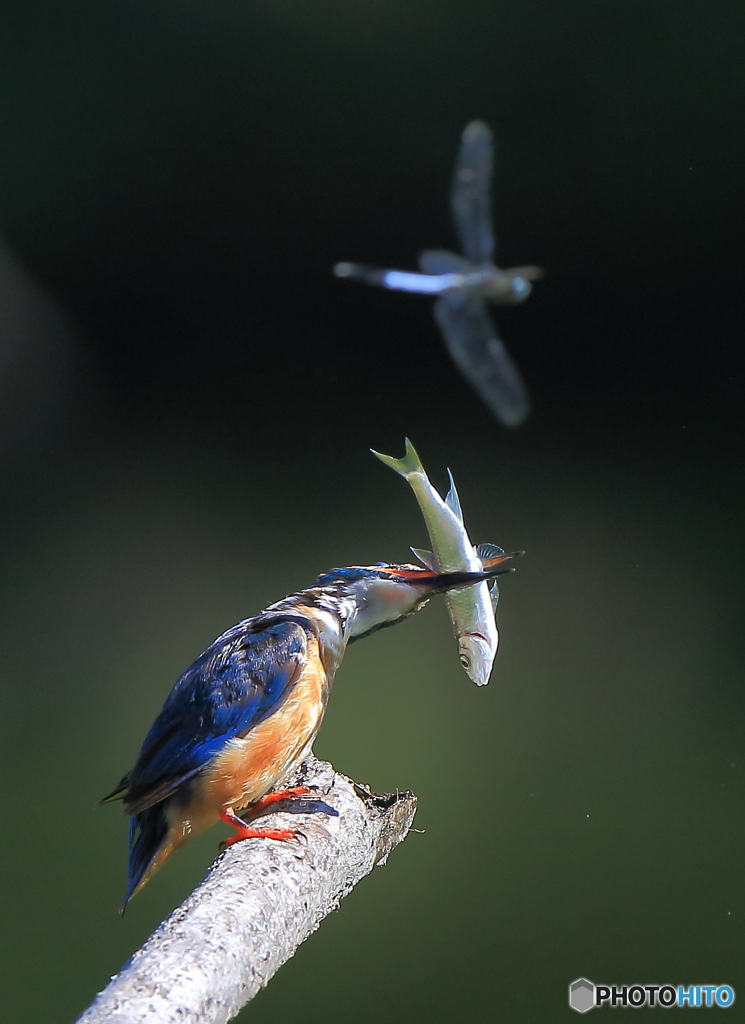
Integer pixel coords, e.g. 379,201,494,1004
476,543,508,611
475,542,505,561
410,546,437,570
444,470,464,521
370,437,425,479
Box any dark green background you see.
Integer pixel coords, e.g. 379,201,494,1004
0,1,743,1020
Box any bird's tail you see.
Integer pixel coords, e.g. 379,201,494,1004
121,805,183,913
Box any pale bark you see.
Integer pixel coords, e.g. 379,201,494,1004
76,755,417,1024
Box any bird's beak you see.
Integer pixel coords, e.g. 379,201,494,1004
386,552,520,594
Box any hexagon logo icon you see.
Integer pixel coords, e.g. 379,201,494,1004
569,978,595,1013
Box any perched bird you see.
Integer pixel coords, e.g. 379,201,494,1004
103,560,516,910
334,120,542,427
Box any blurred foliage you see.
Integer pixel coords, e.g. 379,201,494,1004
0,1,743,1021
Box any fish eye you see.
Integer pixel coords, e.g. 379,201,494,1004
460,654,470,669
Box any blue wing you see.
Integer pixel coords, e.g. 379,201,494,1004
114,619,307,815
434,292,530,427
452,121,495,264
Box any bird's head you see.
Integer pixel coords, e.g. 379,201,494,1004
307,559,516,641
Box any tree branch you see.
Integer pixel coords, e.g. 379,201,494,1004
76,755,417,1024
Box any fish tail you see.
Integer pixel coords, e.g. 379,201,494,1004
371,438,425,479
120,804,183,913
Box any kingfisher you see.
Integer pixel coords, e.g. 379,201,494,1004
103,558,515,911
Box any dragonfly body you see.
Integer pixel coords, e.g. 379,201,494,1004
335,121,541,427
335,261,533,301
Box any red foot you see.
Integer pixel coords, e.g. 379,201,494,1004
219,800,309,848
245,786,313,818
222,825,298,847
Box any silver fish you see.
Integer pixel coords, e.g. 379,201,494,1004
372,438,517,685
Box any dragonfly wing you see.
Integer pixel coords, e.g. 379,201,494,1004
418,249,472,275
434,293,530,427
452,121,495,264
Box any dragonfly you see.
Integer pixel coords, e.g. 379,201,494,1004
334,121,542,427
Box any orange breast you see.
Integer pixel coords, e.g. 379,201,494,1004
167,634,328,839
